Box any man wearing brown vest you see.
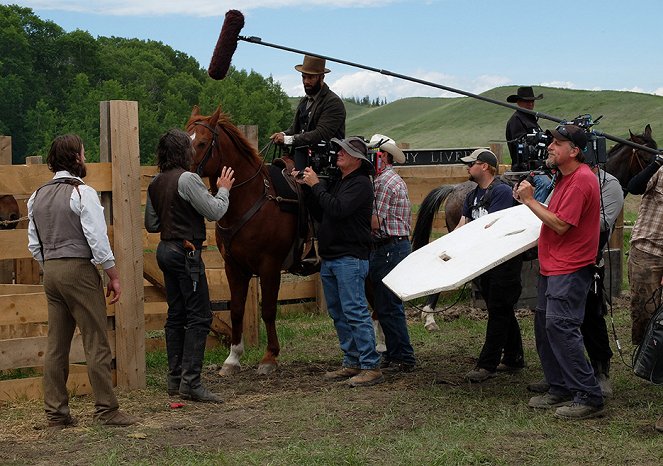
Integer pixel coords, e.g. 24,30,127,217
145,129,235,402
28,134,137,428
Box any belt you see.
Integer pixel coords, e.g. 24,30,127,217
372,235,409,248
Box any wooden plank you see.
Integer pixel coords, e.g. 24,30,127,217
0,229,31,259
105,100,145,390
0,284,42,294
278,277,316,301
0,366,116,402
0,136,11,165
0,163,112,196
238,125,259,150
0,139,13,283
0,292,48,325
0,331,116,370
0,322,48,339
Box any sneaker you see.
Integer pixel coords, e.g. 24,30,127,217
465,367,497,383
382,362,416,373
347,369,385,387
97,410,139,426
496,363,524,373
527,379,550,393
47,415,78,430
655,414,663,433
324,367,361,380
597,374,613,398
528,393,573,409
555,403,606,420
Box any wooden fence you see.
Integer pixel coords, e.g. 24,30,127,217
0,110,624,401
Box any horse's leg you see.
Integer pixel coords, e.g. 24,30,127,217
257,269,281,375
421,292,440,332
219,263,250,377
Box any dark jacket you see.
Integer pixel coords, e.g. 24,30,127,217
309,168,374,260
285,83,345,147
506,110,541,160
147,168,206,244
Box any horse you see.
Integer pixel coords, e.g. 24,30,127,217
186,105,298,376
604,124,657,194
411,124,656,331
0,195,20,230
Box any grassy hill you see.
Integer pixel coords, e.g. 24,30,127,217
290,87,663,151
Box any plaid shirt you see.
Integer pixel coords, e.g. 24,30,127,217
373,166,411,239
631,165,663,258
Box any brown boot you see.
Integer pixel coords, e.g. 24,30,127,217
97,410,139,426
324,367,361,380
347,369,384,387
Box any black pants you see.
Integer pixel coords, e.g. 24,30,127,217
580,265,613,371
476,255,525,371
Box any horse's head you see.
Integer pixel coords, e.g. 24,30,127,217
0,195,20,230
605,124,657,192
186,105,223,178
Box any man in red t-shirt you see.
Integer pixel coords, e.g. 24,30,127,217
516,124,603,420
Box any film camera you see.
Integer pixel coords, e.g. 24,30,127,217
297,138,380,179
515,114,607,170
294,141,340,179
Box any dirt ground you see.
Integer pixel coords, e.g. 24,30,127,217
0,296,644,465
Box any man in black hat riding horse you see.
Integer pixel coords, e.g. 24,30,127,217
270,55,346,171
505,86,544,171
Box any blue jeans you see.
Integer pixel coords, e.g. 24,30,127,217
321,256,380,369
535,268,603,407
368,239,416,365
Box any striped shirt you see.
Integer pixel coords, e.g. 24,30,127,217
631,165,663,258
373,166,411,239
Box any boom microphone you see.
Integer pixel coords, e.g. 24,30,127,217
207,10,661,156
208,9,245,80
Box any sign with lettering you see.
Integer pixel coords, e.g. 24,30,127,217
401,148,487,165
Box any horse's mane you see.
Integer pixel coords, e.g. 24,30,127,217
188,111,261,164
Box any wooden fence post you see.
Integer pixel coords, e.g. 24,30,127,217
100,101,145,389
14,154,42,284
0,136,13,283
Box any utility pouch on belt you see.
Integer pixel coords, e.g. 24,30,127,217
184,248,202,292
633,289,663,384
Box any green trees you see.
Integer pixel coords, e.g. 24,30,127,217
0,5,293,164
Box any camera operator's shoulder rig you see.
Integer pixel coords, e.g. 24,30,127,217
514,114,607,171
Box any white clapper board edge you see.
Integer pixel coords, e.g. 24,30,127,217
382,204,542,301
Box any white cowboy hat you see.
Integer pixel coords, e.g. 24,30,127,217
369,134,406,164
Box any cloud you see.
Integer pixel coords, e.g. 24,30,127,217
539,80,576,89
319,70,510,102
20,0,395,16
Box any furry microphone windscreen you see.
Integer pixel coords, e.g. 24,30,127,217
208,10,245,80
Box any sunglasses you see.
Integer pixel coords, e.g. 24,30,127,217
468,160,485,167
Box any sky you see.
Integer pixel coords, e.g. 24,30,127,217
9,0,663,101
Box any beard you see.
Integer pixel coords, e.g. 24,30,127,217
304,79,322,96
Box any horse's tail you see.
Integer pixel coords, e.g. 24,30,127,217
412,184,457,251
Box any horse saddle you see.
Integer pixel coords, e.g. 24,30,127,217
268,158,320,276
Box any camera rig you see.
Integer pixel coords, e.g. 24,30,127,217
515,114,607,171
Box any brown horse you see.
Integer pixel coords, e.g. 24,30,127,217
605,124,657,194
0,195,20,230
186,105,298,375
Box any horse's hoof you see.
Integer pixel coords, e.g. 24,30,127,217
218,364,241,376
424,321,440,332
257,363,277,375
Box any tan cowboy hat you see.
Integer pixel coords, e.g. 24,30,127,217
369,134,406,164
294,55,330,75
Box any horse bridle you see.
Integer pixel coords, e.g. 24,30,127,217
190,121,220,177
629,146,650,174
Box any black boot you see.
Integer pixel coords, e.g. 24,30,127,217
592,360,612,398
165,328,185,396
179,328,223,403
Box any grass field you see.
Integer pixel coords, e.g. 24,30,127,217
1,293,661,465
